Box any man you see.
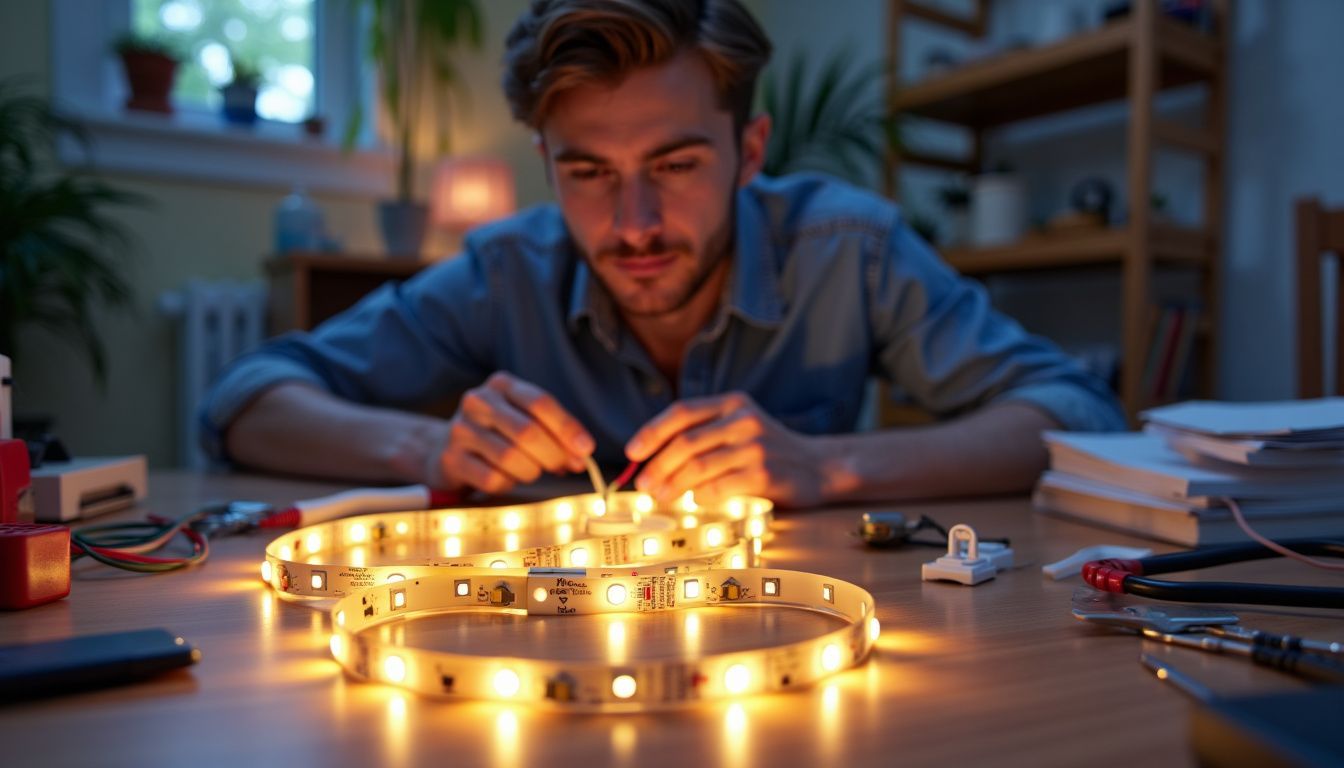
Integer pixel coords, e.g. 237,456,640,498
204,0,1123,508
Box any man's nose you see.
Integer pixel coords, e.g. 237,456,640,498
614,176,661,249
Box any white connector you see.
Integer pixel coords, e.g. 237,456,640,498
921,523,1008,586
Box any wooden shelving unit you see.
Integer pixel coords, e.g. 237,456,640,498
885,0,1229,421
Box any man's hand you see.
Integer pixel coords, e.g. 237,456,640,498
625,392,835,508
432,372,595,494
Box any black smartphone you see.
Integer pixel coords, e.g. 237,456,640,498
0,628,200,703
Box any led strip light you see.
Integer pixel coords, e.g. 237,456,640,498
260,490,880,710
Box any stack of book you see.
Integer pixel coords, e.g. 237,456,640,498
1033,399,1344,546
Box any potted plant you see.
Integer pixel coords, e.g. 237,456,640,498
0,79,145,389
221,59,262,126
113,33,180,114
349,0,483,258
760,48,895,187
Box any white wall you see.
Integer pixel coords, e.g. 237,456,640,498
758,0,1344,401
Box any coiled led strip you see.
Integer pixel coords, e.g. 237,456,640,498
260,491,880,710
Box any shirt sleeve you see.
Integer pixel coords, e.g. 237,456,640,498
199,249,498,461
868,219,1126,432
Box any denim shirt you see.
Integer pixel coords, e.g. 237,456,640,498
202,173,1124,465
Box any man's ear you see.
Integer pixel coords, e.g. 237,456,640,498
737,112,772,187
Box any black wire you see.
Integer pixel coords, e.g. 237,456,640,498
1137,539,1344,575
1118,538,1344,609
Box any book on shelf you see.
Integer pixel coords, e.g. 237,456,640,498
1140,303,1201,404
1033,471,1344,547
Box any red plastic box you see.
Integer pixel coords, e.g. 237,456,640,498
0,523,71,610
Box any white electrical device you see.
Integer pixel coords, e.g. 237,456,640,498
31,455,148,522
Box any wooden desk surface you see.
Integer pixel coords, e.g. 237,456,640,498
2,471,1341,767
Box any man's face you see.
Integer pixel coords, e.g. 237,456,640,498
540,52,767,318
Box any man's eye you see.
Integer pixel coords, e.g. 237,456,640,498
567,166,607,181
661,159,699,174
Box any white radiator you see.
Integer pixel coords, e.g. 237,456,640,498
158,279,268,469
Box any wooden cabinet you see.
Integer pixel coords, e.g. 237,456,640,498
265,252,430,332
886,0,1229,421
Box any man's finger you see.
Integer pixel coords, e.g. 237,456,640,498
636,418,734,495
625,395,738,462
474,387,573,474
464,418,545,484
661,442,760,501
490,373,595,458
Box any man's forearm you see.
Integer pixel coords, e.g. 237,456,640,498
224,382,447,484
821,401,1060,503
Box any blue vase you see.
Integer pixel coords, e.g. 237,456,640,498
378,201,429,258
221,84,258,126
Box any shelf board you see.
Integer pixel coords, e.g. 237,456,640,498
893,17,1218,128
941,225,1209,275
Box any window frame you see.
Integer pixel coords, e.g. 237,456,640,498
50,0,393,196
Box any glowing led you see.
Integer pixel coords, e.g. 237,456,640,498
607,583,628,605
748,517,765,538
260,560,272,582
392,590,406,608
822,584,834,603
387,573,406,583
349,546,367,568
556,523,574,544
329,634,343,658
554,501,575,522
592,498,607,517
753,538,763,556
278,545,293,560
868,617,881,642
726,498,745,518
680,490,698,513
532,587,548,603
444,515,463,534
305,533,321,553
502,510,522,531
762,578,779,596
683,579,701,599
349,523,367,543
705,527,724,547
724,664,750,694
455,579,470,597
681,515,698,529
570,547,590,567
612,674,637,699
490,559,507,569
635,494,655,514
383,654,406,683
493,668,521,697
310,571,326,590
821,643,843,672
730,554,745,569
395,521,409,535
642,537,659,557
504,532,520,552
444,537,462,557
336,610,345,627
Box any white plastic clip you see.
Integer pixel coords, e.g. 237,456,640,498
921,523,1000,586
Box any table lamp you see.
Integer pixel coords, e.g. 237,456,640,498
430,156,517,233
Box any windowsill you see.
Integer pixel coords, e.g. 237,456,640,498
55,105,396,199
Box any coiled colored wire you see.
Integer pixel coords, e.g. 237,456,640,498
70,510,210,573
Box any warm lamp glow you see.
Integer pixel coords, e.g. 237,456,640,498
430,156,516,231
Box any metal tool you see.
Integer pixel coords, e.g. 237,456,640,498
1072,587,1344,657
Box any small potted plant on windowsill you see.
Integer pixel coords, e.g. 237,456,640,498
221,60,262,126
114,33,180,114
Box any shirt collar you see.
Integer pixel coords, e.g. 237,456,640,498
566,182,784,342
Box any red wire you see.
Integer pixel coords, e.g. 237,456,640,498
612,461,641,492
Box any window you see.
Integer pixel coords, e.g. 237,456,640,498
131,0,316,123
50,0,391,195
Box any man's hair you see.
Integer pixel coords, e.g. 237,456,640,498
502,0,772,130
